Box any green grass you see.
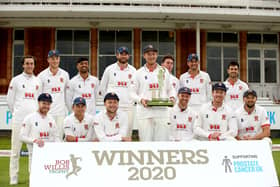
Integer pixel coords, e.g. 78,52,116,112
0,136,279,186
272,138,280,144
0,157,29,187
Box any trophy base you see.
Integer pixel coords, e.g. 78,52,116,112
147,99,174,107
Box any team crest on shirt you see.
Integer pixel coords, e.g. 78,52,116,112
60,77,64,83
78,85,81,88
200,79,204,83
186,80,189,83
206,114,208,118
172,82,176,88
239,86,243,90
254,116,259,121
35,122,38,127
49,122,52,128
36,85,39,90
145,76,148,80
84,124,89,130
22,84,25,88
173,115,176,119
91,83,95,88
188,117,192,122
22,123,25,127
115,123,120,129
222,114,226,120
128,74,132,79
114,73,116,76
9,86,13,90
47,79,50,83
241,118,244,122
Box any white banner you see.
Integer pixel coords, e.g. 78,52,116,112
30,141,279,187
264,105,280,130
0,104,12,130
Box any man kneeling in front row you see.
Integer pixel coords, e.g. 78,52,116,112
20,93,61,172
235,89,271,145
94,92,131,142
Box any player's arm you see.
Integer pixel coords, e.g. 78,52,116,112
64,72,70,104
99,68,109,96
7,78,16,112
94,78,100,101
249,109,270,140
20,117,35,144
129,73,142,104
220,115,238,139
65,80,74,112
206,74,212,102
193,112,212,139
165,71,176,103
63,118,77,142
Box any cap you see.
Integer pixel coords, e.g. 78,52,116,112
104,92,119,102
187,53,199,62
178,87,192,95
243,89,257,97
143,45,158,53
117,46,129,54
38,93,52,103
212,82,227,92
73,97,86,105
48,50,60,58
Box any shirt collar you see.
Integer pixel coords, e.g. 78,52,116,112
47,67,61,76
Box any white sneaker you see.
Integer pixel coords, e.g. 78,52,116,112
10,176,18,185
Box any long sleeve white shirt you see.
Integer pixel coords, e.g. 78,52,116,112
130,64,176,119
38,68,70,116
169,104,198,141
194,102,237,140
93,109,128,142
179,71,211,106
63,113,96,142
66,74,99,115
224,79,249,111
99,63,136,108
20,111,60,144
7,72,42,124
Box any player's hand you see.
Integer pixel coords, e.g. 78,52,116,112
169,97,176,104
122,137,132,142
92,138,99,142
210,132,221,140
34,139,44,147
140,99,148,107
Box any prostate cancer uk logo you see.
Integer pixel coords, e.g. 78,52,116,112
44,154,82,179
222,155,263,173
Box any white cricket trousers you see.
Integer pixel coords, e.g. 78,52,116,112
9,121,22,181
137,117,170,141
120,107,135,137
53,115,65,140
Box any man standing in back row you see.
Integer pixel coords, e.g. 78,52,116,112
179,53,211,111
7,55,41,185
66,57,99,116
38,50,70,140
224,61,248,111
99,47,136,136
130,45,176,141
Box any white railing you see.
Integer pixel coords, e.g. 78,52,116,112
1,0,280,9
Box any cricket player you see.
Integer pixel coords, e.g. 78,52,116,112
93,92,131,142
20,93,60,173
224,61,248,111
38,50,70,140
161,55,179,93
235,90,271,144
194,83,237,141
179,53,211,111
7,55,41,185
99,46,136,136
130,45,176,141
169,87,198,141
64,97,96,142
66,57,99,116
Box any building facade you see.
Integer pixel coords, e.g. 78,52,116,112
0,0,280,101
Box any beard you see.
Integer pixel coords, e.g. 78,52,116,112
119,59,128,64
246,103,255,108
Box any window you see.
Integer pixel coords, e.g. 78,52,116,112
206,32,238,81
247,33,278,84
56,30,90,78
141,31,175,67
13,29,24,76
98,30,132,79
